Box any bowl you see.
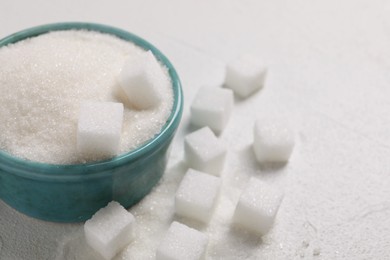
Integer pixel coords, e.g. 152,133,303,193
0,22,183,222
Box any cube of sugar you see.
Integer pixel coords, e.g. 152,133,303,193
118,50,166,109
175,169,222,223
77,101,124,158
233,178,283,235
253,119,295,163
224,54,267,98
156,221,208,260
190,86,234,134
184,127,227,176
84,201,136,260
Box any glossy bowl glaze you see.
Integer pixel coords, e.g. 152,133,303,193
0,22,183,222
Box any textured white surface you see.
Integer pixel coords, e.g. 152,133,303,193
253,119,295,163
77,102,124,159
156,221,208,260
118,50,166,109
225,54,267,98
1,0,390,259
190,86,234,133
184,127,227,176
84,201,136,260
233,177,283,235
175,169,221,223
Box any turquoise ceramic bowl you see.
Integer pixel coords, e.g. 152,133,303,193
0,23,183,222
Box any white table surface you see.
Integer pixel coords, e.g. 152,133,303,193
1,0,390,259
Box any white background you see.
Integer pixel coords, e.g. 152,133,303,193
1,0,390,259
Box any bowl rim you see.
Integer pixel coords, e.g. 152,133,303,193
0,22,183,179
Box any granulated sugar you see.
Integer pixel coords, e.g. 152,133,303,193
0,30,173,164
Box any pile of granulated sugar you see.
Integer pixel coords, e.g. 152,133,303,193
0,30,173,164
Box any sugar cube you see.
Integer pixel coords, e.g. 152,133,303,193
224,54,267,98
84,201,136,260
118,50,165,109
184,127,227,176
175,169,221,223
156,221,208,260
77,101,124,158
233,178,283,235
190,86,234,134
253,119,295,163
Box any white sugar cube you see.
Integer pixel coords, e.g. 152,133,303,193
233,178,283,235
224,54,267,98
118,50,166,109
84,201,136,260
253,119,295,163
175,169,221,223
77,101,124,158
190,87,234,134
156,221,208,260
184,127,227,176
